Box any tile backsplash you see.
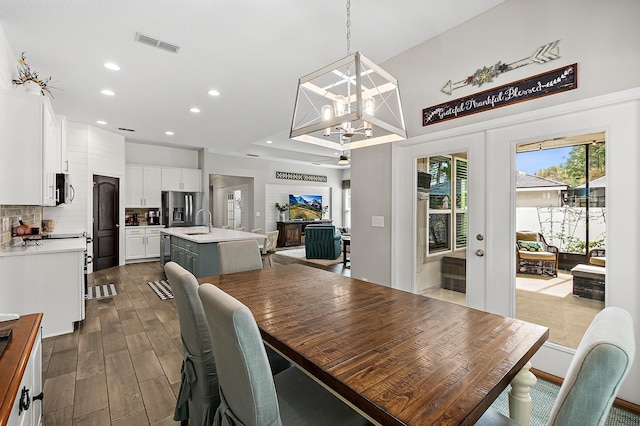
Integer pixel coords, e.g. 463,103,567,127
0,205,43,251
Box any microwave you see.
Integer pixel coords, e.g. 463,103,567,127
55,173,75,205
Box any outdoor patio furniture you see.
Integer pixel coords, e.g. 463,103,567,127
516,231,559,277
587,247,606,267
571,264,606,301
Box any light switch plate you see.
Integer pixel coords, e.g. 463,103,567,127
371,216,384,227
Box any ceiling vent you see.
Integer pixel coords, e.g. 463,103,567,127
118,127,136,132
246,154,260,157
135,32,181,54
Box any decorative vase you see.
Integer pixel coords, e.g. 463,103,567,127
279,211,286,222
22,80,42,95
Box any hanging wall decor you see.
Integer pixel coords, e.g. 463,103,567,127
441,40,560,95
423,63,577,126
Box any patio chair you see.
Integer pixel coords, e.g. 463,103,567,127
476,306,635,426
516,231,559,277
587,247,606,267
197,284,370,426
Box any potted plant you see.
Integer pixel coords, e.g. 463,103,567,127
275,203,289,222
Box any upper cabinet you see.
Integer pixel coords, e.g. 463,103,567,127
125,164,162,207
161,167,201,192
0,90,60,206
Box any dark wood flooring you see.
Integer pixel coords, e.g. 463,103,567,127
41,253,349,425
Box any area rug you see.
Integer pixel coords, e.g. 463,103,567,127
516,272,573,298
85,284,117,300
147,280,174,300
274,247,344,266
492,377,640,425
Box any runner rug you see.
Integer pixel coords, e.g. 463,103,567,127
148,279,174,300
86,284,117,300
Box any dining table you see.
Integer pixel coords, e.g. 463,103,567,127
198,264,549,425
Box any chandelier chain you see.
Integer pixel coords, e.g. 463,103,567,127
346,0,351,56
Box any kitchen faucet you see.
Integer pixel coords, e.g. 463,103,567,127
196,209,213,232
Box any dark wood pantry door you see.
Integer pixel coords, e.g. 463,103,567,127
93,175,119,271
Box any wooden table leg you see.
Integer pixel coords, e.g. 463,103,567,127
508,361,537,425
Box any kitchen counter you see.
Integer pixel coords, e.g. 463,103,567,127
163,227,265,278
0,238,86,257
161,226,266,243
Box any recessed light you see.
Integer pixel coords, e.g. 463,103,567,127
266,140,273,144
190,107,200,113
208,89,220,96
165,131,174,136
96,120,107,125
104,62,120,71
101,89,115,96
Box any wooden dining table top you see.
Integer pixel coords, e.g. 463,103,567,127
198,264,549,426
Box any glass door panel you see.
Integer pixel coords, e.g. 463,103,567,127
416,152,468,306
515,133,605,349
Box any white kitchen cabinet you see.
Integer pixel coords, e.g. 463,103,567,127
0,245,84,338
125,164,162,207
161,167,202,192
56,115,68,173
2,314,43,426
125,228,145,259
0,90,59,206
125,226,162,260
145,227,161,257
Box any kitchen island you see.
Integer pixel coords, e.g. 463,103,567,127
162,227,265,278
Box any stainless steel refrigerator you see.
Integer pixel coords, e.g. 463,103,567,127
162,191,204,227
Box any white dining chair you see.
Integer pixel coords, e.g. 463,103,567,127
476,306,635,426
251,228,262,234
236,226,246,232
198,284,369,426
217,240,263,275
261,230,279,267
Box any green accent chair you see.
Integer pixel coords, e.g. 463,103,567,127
304,224,341,260
476,306,636,426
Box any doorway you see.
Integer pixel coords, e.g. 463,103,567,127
93,175,120,271
514,132,606,349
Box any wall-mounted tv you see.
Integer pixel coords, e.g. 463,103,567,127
289,194,322,220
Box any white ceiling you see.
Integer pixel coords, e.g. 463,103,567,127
0,0,504,167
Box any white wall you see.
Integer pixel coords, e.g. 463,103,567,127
204,153,344,233
125,141,199,168
264,184,333,232
0,25,16,89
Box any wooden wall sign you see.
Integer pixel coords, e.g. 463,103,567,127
423,63,577,126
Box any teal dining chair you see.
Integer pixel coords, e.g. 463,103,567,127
477,306,635,426
198,283,370,426
165,261,219,426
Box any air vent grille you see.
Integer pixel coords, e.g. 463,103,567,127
118,127,136,132
135,32,181,54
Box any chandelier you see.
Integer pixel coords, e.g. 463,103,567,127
290,0,407,152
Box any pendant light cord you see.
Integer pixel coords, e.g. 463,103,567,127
346,0,351,56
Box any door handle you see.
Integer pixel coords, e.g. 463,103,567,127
475,249,485,257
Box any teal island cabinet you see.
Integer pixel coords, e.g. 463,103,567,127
162,227,266,278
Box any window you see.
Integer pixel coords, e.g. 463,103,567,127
425,155,467,254
343,180,351,229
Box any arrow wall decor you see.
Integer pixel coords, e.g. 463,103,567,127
441,40,560,95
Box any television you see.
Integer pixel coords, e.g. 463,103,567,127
289,194,322,220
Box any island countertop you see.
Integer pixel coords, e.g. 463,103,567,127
161,226,266,244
